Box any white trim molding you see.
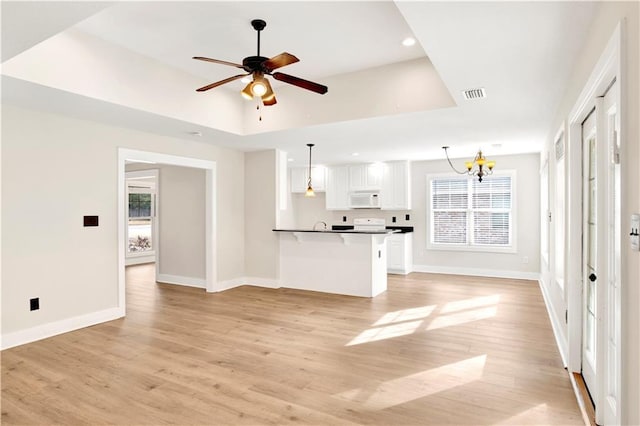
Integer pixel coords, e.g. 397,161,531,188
538,276,569,367
156,274,206,289
216,277,281,292
412,264,540,281
1,307,124,350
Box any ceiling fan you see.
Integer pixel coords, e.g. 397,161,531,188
193,19,328,106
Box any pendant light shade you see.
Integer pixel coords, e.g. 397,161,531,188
305,143,315,197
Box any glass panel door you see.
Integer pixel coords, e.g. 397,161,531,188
582,112,597,399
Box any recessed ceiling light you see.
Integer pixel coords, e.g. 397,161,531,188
402,37,416,47
288,158,294,162
352,152,360,156
188,131,202,137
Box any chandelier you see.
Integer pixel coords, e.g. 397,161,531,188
442,146,495,182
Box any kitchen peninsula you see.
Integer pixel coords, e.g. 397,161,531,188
272,226,398,297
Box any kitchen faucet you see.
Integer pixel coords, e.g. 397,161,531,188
313,221,327,231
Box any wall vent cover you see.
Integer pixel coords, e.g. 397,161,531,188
462,88,486,100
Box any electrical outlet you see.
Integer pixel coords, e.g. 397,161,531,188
392,216,397,223
342,216,347,223
405,214,410,221
30,297,39,311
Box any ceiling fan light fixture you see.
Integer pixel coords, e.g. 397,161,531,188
251,80,267,97
241,82,253,100
261,77,275,101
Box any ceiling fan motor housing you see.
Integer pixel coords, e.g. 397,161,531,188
242,56,270,73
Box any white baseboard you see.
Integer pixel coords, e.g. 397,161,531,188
538,276,569,367
412,264,540,281
1,306,124,350
215,277,281,292
215,277,247,292
244,277,281,289
156,273,206,288
125,255,155,266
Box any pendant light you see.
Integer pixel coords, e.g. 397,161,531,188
305,143,315,197
442,146,495,182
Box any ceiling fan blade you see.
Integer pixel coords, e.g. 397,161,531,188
196,74,248,92
193,56,244,69
272,72,328,95
262,52,299,72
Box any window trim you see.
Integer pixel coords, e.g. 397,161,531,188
426,170,517,254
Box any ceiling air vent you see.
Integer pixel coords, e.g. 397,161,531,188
462,88,486,100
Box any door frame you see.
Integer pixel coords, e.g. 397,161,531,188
566,22,624,425
118,148,217,312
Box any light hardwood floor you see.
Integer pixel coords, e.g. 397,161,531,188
2,264,582,425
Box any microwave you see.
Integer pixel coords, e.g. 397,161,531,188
349,191,380,209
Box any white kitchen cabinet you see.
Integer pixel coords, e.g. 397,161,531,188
380,161,411,210
349,163,383,191
325,165,350,210
290,166,326,193
387,232,413,274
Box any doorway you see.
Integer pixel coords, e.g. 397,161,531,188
117,148,218,314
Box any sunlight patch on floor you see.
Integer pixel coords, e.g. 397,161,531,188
346,320,422,346
347,295,501,346
440,294,501,314
333,355,487,409
493,403,551,425
372,305,437,326
426,306,498,331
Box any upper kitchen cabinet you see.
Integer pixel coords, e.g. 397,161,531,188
348,163,383,191
291,166,326,193
326,165,350,210
380,161,411,210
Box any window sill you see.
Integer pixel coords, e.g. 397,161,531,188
427,244,517,254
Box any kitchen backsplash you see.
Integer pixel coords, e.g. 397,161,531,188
290,192,412,228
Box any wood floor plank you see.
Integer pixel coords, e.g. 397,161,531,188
1,264,583,425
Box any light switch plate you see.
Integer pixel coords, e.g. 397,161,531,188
631,214,640,251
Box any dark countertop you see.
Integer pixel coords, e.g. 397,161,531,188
332,225,414,234
273,228,400,235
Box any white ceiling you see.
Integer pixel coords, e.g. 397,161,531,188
1,1,597,167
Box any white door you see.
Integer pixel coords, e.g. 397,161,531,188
580,81,621,425
602,81,621,426
581,110,598,400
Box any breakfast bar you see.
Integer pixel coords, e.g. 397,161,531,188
272,228,398,297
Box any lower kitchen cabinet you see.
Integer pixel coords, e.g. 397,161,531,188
387,232,413,275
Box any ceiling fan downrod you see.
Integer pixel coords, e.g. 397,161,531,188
251,19,267,57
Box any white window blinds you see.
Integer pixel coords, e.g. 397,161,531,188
430,174,513,248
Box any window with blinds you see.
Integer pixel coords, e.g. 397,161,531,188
429,173,513,249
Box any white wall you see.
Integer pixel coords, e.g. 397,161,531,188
540,2,639,424
157,165,206,281
244,150,279,280
411,154,540,278
1,105,245,340
291,153,541,279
